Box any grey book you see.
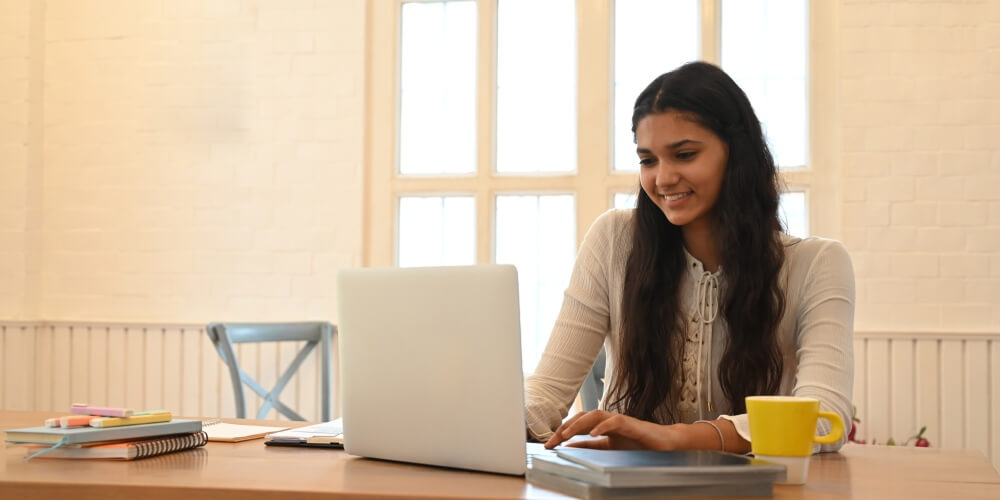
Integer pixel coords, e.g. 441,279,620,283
527,467,774,499
542,448,785,488
5,419,203,445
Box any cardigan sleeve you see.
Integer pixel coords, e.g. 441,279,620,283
721,239,855,453
523,210,617,440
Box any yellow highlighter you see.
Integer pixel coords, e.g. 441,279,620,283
90,411,172,428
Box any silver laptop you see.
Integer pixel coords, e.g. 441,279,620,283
336,265,528,475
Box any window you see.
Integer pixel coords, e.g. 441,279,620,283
369,0,828,373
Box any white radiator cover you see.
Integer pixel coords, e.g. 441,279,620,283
0,321,339,422
1,322,997,470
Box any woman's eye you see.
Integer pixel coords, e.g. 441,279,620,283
638,157,655,167
676,151,696,160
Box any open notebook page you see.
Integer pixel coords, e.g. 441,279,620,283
203,420,289,442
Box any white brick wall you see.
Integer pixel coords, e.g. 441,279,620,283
0,0,32,319
841,0,1000,332
13,0,366,323
1,0,997,333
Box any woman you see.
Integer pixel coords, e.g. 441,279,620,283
526,62,854,454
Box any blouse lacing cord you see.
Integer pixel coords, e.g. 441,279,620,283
692,270,719,419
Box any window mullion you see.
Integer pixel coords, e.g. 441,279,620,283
576,0,612,247
478,0,497,264
701,0,721,63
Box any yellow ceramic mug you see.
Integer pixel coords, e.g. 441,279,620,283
745,396,845,484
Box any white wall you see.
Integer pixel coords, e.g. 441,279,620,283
0,0,37,319
839,0,1000,332
2,0,367,324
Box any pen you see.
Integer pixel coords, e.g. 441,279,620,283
70,403,134,418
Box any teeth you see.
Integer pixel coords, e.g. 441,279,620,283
664,192,691,201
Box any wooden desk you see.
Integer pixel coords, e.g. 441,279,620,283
2,411,998,499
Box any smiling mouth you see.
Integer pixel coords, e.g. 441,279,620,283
662,191,693,201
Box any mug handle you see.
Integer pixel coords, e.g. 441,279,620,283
813,410,845,444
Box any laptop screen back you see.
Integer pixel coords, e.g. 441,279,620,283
336,265,527,475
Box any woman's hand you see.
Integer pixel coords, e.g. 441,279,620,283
544,410,686,450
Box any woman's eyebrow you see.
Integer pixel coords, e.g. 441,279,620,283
636,139,702,154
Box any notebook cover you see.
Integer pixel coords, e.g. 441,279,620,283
25,431,208,460
5,419,202,445
527,467,774,499
555,449,786,477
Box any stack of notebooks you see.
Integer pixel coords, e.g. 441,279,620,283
528,448,786,499
5,404,206,461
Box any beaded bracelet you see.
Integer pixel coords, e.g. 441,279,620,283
694,419,725,452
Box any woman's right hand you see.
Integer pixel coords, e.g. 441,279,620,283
544,410,686,450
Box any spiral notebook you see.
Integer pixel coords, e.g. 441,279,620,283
24,431,208,460
202,419,289,442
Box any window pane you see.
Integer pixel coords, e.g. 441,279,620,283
613,192,637,209
399,1,477,175
398,196,475,266
496,0,576,174
779,191,808,238
721,0,808,168
495,194,576,372
613,0,700,172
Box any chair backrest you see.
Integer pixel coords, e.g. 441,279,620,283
580,346,606,411
205,322,336,421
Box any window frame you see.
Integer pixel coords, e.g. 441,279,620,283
365,0,840,267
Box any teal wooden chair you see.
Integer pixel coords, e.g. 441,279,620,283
206,322,336,421
580,346,606,411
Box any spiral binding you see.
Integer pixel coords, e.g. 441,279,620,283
133,431,208,459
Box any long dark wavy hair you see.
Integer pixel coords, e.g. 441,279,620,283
604,61,786,422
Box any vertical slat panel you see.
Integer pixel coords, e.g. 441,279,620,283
990,341,1000,469
298,340,318,422
106,325,126,407
4,325,34,410
125,327,146,410
89,326,108,405
866,339,890,443
181,328,202,416
52,325,72,410
70,326,89,405
852,338,867,441
914,339,940,447
939,339,964,448
35,325,53,411
162,327,183,413
279,340,303,421
889,338,914,443
144,328,164,411
201,330,223,418
964,340,989,457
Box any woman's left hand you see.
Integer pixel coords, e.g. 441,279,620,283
544,410,685,450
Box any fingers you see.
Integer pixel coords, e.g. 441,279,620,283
588,414,647,441
545,410,609,449
565,437,610,449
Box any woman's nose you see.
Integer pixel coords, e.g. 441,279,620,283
655,161,680,187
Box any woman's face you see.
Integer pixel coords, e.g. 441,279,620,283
636,111,728,230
